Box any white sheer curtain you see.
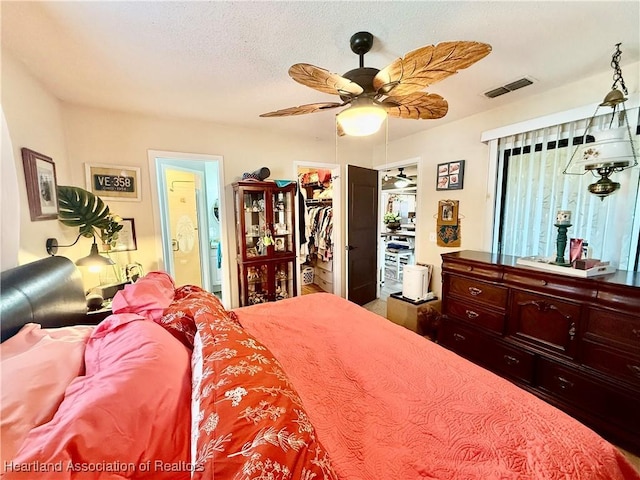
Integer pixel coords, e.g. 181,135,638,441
496,108,639,270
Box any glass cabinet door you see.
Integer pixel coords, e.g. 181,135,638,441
243,190,268,259
274,260,294,301
272,189,295,255
245,262,269,305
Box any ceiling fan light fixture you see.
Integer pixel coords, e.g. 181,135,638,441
336,101,387,137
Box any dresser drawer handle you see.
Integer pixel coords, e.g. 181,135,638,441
467,266,474,272
554,376,574,390
503,355,520,366
465,310,479,319
540,280,547,286
632,328,640,339
627,365,640,378
453,333,466,342
568,322,576,341
468,287,483,296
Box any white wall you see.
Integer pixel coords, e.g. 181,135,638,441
1,51,80,266
375,61,640,297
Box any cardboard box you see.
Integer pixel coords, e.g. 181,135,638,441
386,295,441,333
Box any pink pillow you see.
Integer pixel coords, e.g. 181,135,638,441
0,323,94,464
7,317,191,480
111,271,175,322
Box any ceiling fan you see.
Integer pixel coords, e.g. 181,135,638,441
260,32,492,136
383,168,413,188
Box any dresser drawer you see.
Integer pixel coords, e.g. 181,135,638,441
504,269,595,302
315,275,333,292
314,266,333,283
584,308,640,350
537,358,639,431
443,261,502,281
581,340,640,386
447,276,508,310
508,291,581,358
447,300,505,334
485,341,535,385
439,321,492,365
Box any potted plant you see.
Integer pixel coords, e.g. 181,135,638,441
57,186,123,249
383,212,401,231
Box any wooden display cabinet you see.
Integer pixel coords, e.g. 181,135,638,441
233,180,297,306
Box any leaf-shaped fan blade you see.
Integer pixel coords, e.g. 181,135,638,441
57,185,111,237
289,63,364,97
260,102,343,118
373,41,491,96
382,92,448,120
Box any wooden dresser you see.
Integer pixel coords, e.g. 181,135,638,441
439,250,640,454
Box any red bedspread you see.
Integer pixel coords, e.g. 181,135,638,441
235,293,639,480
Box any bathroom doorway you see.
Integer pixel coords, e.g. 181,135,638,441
148,150,230,306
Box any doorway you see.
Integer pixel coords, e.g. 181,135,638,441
148,150,230,306
377,160,420,300
294,161,342,297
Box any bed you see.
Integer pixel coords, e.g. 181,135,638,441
1,257,638,479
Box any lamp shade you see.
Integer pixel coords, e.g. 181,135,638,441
337,102,387,137
75,242,115,268
575,126,635,170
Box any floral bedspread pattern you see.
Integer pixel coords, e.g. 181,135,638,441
161,286,338,480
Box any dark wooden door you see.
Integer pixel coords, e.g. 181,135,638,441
347,165,379,305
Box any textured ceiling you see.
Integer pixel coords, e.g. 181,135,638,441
2,1,639,142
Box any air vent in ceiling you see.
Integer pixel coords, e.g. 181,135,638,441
484,77,534,98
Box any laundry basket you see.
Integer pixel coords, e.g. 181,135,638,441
301,266,314,285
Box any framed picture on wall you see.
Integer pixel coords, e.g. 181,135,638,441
21,148,59,221
437,200,459,226
112,218,137,251
436,160,465,191
85,163,141,201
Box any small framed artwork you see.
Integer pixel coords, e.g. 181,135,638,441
438,200,459,226
436,160,465,191
85,163,141,201
21,148,59,221
112,218,137,251
274,237,286,252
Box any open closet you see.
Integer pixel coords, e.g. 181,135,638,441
297,167,335,295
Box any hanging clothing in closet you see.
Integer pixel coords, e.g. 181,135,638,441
306,206,333,261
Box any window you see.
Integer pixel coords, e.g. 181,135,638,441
493,108,640,271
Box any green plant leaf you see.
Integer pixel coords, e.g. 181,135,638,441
57,186,111,238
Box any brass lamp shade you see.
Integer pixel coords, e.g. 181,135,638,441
600,88,627,107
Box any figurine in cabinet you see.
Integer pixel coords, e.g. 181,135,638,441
247,266,260,282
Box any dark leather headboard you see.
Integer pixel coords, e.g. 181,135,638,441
1,256,89,342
